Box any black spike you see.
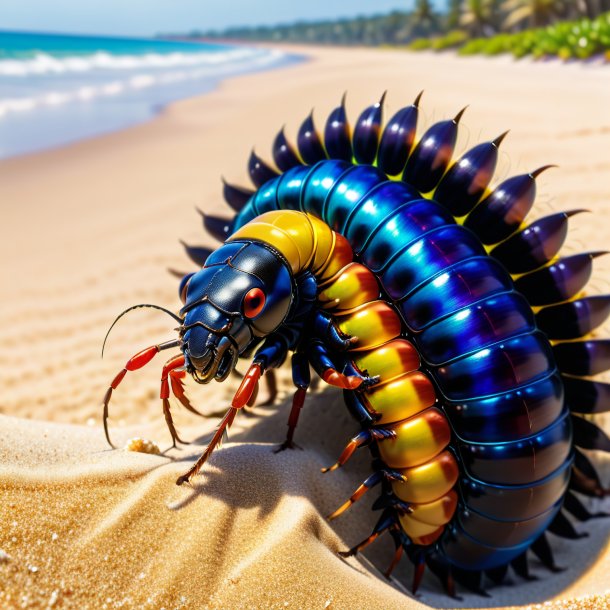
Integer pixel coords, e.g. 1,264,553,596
198,209,232,242
510,552,537,580
424,553,459,598
402,110,464,194
324,93,352,162
486,564,509,585
248,150,279,188
564,491,609,521
530,534,563,572
572,415,610,452
514,253,600,307
222,178,254,212
434,137,503,217
451,567,488,596
571,448,607,498
167,268,190,278
272,127,301,172
547,510,588,539
352,93,385,165
563,376,610,414
536,295,610,340
297,110,327,165
180,241,213,267
554,340,610,377
377,93,420,176
490,210,585,274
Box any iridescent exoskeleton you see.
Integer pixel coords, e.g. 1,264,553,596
102,93,610,596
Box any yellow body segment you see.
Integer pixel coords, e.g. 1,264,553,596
317,263,380,311
229,221,304,273
377,408,451,469
364,371,436,424
407,490,458,526
228,211,339,276
398,514,441,539
351,338,420,384
336,301,402,351
392,451,460,504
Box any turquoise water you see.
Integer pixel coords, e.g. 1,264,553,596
0,31,232,59
0,31,302,159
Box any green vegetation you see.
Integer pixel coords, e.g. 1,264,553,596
421,11,610,59
170,1,610,61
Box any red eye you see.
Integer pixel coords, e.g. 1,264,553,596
243,287,266,318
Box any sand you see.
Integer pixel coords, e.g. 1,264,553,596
0,45,609,609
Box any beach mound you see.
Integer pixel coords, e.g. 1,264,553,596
0,401,421,610
1,389,609,609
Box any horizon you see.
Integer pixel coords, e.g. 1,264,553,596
0,1,447,38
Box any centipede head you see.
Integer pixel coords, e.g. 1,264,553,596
178,240,293,383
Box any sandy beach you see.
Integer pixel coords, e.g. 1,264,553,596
0,45,609,609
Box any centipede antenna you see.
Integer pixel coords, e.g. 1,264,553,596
101,304,182,358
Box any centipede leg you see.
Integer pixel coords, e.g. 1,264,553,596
101,338,180,448
384,529,404,579
322,428,395,473
160,355,191,447
338,510,394,557
176,362,262,485
275,352,310,453
169,369,206,417
327,469,405,520
312,310,358,351
308,339,379,389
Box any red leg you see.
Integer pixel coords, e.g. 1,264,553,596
412,558,426,594
274,387,307,453
169,369,205,417
338,512,394,558
321,428,395,473
176,363,262,485
384,534,404,579
102,341,176,448
322,368,364,389
160,355,191,447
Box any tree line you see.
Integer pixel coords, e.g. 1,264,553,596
179,1,610,46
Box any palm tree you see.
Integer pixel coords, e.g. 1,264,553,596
460,0,501,36
410,0,440,36
446,0,462,29
501,0,567,29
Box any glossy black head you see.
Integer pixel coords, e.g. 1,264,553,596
179,241,293,383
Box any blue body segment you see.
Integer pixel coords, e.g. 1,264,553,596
231,159,572,571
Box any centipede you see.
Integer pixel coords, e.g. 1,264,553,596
101,92,610,596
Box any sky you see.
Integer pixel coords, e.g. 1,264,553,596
0,0,446,37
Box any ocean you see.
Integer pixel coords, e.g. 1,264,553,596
0,31,301,159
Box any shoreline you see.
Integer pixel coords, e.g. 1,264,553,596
0,44,608,609
0,41,307,161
